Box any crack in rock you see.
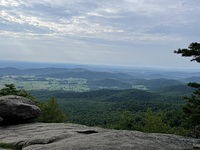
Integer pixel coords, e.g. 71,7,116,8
14,134,73,150
76,130,98,135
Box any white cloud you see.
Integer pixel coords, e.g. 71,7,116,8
0,0,199,68
0,0,21,7
0,9,120,38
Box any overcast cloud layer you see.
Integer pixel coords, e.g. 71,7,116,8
0,0,200,69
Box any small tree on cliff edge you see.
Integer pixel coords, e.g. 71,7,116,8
174,42,200,127
0,84,33,98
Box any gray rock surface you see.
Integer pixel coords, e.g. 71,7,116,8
0,95,41,124
0,123,199,150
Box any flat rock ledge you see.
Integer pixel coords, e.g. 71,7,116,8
0,123,199,150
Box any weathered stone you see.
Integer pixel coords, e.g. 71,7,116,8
0,123,199,150
193,144,200,150
0,95,41,124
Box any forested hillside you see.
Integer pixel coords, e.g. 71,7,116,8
0,67,198,136
29,88,187,135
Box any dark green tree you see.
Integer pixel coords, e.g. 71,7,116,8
37,97,67,123
141,108,169,133
0,84,19,96
174,42,200,63
118,111,134,130
174,42,200,127
182,85,200,126
0,84,32,98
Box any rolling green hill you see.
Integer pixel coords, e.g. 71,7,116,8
29,88,185,127
87,78,132,90
181,76,200,83
30,88,162,102
155,84,195,96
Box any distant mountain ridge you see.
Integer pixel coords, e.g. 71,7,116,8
1,66,200,79
0,67,134,79
181,76,200,83
0,67,198,91
0,67,89,76
37,70,134,80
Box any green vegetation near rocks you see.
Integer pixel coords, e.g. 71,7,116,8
0,142,17,150
0,81,192,137
0,83,31,98
29,89,190,136
0,84,67,123
37,97,67,123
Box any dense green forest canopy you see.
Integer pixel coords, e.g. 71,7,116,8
0,83,189,136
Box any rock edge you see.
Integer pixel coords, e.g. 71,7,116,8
0,123,199,150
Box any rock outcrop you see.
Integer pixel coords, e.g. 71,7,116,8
0,123,199,150
0,95,41,124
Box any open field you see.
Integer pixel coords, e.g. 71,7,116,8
0,75,89,92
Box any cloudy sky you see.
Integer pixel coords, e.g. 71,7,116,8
0,0,200,69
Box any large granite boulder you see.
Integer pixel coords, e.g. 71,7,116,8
0,95,41,124
0,123,199,150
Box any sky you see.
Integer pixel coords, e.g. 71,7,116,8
0,0,200,69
